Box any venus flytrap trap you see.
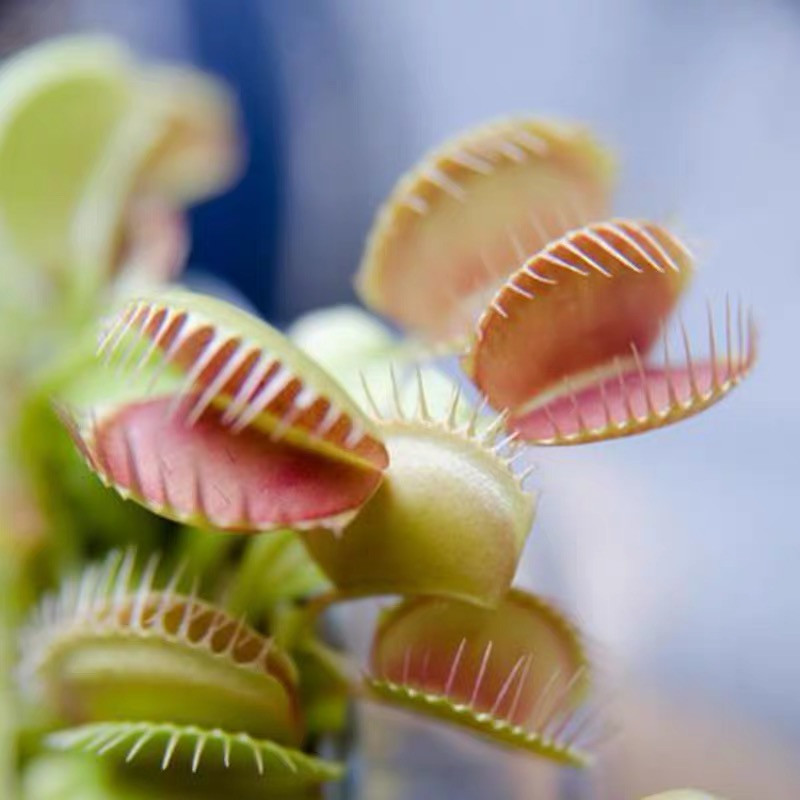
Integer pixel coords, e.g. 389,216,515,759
63,288,389,534
463,221,756,444
356,118,615,344
366,591,592,765
300,374,536,605
19,550,302,744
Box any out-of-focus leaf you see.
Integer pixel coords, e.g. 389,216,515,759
0,37,132,284
293,642,351,738
287,305,397,378
135,64,242,205
0,35,241,320
170,525,237,599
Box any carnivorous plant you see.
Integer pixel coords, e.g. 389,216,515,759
7,38,754,800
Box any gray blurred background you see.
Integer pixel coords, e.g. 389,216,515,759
3,1,799,797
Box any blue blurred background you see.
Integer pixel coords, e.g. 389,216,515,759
3,1,799,797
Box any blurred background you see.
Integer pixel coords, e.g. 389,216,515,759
2,0,799,797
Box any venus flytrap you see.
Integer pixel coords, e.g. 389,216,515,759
14,108,756,799
37,283,595,786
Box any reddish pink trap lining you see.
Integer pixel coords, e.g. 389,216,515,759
88,396,382,531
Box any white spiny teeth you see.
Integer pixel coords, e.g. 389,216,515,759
92,298,372,460
314,404,341,437
366,677,595,765
636,222,688,271
98,301,144,362
116,305,158,373
537,251,588,277
507,280,536,300
145,312,192,390
133,307,171,372
17,549,286,693
477,218,693,336
449,148,494,174
423,165,467,202
495,137,528,163
184,342,252,425
220,353,275,425
229,364,294,434
368,620,608,761
402,194,429,215
46,720,343,780
168,330,230,416
584,229,642,273
562,239,613,277
361,368,536,489
343,420,366,449
604,222,664,273
510,127,550,155
530,298,756,445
